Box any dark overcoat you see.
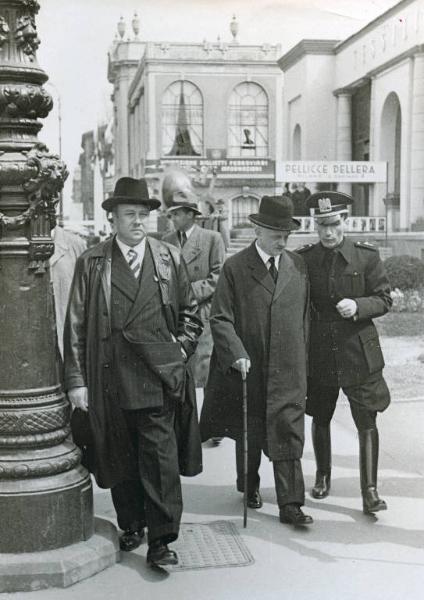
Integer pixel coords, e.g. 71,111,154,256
200,242,309,461
297,239,392,400
64,236,203,488
163,224,225,386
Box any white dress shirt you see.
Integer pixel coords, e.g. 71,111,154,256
116,236,146,269
255,241,281,271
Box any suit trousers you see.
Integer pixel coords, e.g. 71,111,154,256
235,440,305,507
111,397,182,545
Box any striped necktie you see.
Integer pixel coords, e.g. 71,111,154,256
179,231,187,247
127,248,141,279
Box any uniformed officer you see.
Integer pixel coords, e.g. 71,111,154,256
297,191,391,515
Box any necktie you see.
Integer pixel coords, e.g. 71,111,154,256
268,256,278,283
127,248,141,279
180,231,187,247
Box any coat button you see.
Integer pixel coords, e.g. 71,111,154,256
104,363,110,369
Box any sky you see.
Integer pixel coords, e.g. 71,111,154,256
35,0,399,205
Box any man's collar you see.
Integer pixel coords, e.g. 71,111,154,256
318,237,351,264
255,240,281,268
115,235,146,257
183,224,195,239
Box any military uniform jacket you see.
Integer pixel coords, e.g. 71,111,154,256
297,238,392,387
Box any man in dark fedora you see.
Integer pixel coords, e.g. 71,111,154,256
200,195,313,526
64,177,203,568
297,191,391,514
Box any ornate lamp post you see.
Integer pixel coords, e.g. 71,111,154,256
0,0,117,592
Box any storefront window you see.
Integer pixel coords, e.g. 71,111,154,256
162,80,203,156
228,82,268,158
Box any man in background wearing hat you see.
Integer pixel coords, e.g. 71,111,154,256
162,183,225,393
200,195,313,526
297,191,391,515
64,177,203,568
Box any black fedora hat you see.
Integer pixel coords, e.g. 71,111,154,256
102,177,161,212
307,190,353,219
249,195,301,231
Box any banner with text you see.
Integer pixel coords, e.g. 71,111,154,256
277,161,387,183
145,158,275,178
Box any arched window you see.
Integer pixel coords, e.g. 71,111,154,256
228,82,269,158
162,80,203,156
292,124,301,160
380,92,401,196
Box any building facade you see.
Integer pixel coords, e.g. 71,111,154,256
108,16,282,230
279,0,424,234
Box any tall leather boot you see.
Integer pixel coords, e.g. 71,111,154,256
311,422,331,499
359,428,387,514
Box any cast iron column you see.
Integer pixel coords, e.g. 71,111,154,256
0,0,93,553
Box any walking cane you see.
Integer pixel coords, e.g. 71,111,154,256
242,372,248,528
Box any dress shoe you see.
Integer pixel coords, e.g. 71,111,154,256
119,528,144,552
247,489,263,509
279,504,313,526
362,487,387,515
146,539,178,568
311,472,331,499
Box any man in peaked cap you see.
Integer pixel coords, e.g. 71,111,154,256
64,177,203,568
297,190,391,515
200,195,313,526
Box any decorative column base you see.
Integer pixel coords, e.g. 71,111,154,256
0,517,120,593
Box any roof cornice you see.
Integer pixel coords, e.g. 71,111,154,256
277,39,339,71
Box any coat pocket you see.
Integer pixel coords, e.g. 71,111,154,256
358,327,385,374
340,271,365,297
123,336,186,401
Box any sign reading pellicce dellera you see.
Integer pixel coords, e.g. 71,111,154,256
277,161,387,183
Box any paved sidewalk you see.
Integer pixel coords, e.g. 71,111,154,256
4,390,424,600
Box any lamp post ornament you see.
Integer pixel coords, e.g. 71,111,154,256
0,2,117,589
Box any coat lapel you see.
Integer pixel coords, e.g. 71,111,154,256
182,225,202,265
272,250,295,303
111,241,139,302
124,240,157,327
247,242,275,296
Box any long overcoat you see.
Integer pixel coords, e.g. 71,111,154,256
200,242,309,461
64,236,203,488
163,224,225,386
50,227,86,358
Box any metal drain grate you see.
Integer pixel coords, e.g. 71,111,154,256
169,520,254,571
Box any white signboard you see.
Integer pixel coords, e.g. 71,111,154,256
277,161,387,183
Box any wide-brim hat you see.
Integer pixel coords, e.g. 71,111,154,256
166,196,202,216
102,177,161,212
307,190,353,219
249,195,301,231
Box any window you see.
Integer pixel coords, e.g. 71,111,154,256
228,82,269,158
162,81,203,156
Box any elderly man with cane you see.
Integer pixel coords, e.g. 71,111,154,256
200,195,313,526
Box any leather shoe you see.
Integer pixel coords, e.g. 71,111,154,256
311,473,331,499
146,539,178,567
119,528,144,552
280,504,313,526
247,489,263,509
362,487,387,515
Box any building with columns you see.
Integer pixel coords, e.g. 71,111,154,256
108,15,283,230
278,0,424,235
